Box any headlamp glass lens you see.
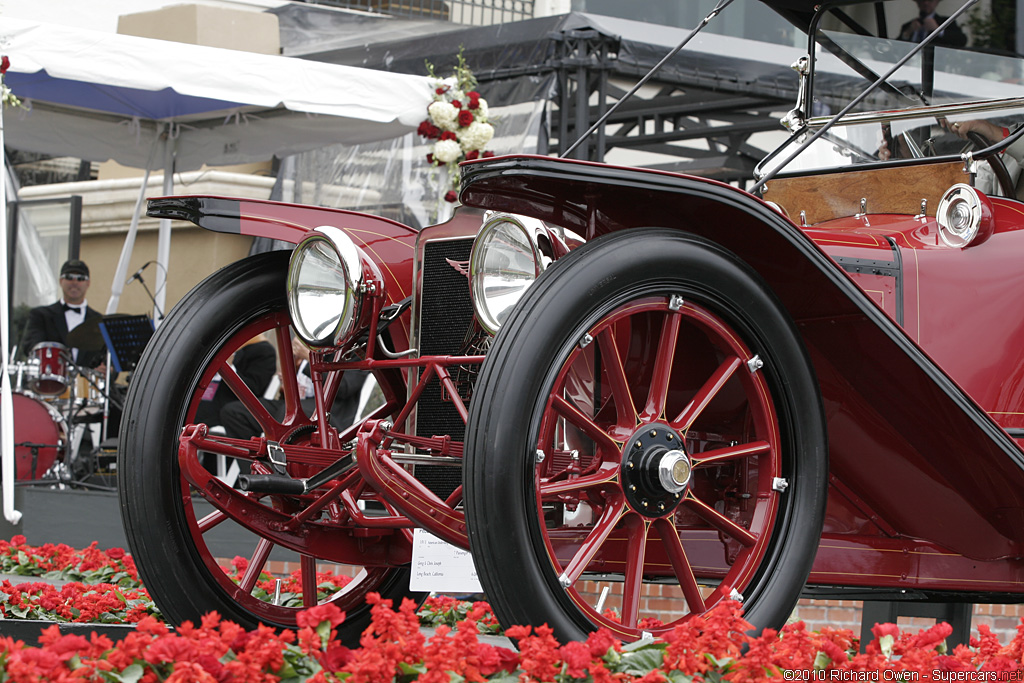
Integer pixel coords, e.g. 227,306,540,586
472,219,539,333
291,238,350,344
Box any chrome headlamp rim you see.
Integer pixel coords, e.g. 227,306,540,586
936,183,984,248
469,213,545,336
287,225,365,347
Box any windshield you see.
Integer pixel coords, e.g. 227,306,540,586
760,11,1024,178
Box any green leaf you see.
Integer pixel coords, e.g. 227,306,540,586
615,649,665,675
115,663,144,683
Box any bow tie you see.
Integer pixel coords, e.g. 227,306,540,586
62,303,82,314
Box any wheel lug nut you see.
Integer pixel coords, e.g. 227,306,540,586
658,503,665,511
629,485,636,492
641,499,649,508
649,430,657,437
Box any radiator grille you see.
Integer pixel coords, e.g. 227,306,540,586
415,238,476,500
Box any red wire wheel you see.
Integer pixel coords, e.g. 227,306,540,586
118,251,419,643
465,229,827,643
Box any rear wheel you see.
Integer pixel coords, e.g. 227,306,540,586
465,229,827,642
118,251,418,642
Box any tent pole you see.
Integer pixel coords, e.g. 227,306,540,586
106,129,160,316
1,103,23,525
154,126,173,326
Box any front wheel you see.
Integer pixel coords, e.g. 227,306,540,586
118,251,419,643
465,229,827,643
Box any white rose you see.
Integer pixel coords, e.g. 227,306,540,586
428,101,459,131
433,138,462,164
460,121,495,152
474,98,489,120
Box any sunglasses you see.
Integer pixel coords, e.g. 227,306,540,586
62,274,89,282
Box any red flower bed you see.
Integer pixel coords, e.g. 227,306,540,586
2,593,1024,681
3,535,1024,680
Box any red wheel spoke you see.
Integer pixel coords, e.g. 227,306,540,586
653,517,706,613
551,395,621,455
683,494,757,546
558,496,627,587
620,516,648,628
670,356,742,431
217,360,282,438
274,322,305,424
301,555,318,607
597,328,636,430
539,466,620,497
239,539,273,594
639,309,681,421
692,440,771,468
197,509,229,533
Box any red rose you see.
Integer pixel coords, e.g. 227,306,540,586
452,99,462,109
435,86,448,95
426,153,435,164
458,110,474,127
444,190,458,203
482,150,495,158
467,91,481,108
440,130,457,141
106,547,126,560
465,150,480,160
0,56,9,75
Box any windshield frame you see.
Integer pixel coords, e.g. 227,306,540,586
749,0,1024,190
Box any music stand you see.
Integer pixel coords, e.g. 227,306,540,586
99,314,154,374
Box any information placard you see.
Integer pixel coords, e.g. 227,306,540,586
410,529,483,593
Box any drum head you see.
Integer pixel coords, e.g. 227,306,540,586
12,393,63,480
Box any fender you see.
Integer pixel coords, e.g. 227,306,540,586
461,154,1024,562
146,195,419,307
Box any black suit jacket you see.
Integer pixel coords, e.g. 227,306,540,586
20,302,106,368
900,14,967,47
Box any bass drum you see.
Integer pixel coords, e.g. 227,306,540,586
11,393,65,480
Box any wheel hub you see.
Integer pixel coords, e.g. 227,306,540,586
621,425,690,517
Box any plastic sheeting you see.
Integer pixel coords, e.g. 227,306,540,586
260,83,552,249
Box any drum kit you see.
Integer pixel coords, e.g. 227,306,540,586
6,319,121,485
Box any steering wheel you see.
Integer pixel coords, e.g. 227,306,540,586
966,130,1014,197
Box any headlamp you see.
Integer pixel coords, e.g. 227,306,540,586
287,226,380,347
469,214,548,335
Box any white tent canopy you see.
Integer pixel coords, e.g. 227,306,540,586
2,17,432,170
1,17,433,523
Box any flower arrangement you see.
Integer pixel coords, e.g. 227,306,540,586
418,49,496,203
1,55,22,109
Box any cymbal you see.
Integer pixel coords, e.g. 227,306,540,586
66,317,106,351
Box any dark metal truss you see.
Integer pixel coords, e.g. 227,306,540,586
545,29,796,186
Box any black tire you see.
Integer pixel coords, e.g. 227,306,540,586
464,228,827,643
118,251,417,643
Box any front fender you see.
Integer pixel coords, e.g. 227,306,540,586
460,154,1024,561
147,195,419,307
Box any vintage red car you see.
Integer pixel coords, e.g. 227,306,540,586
119,0,1024,645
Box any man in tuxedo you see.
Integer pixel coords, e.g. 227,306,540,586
21,259,106,369
899,0,967,47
